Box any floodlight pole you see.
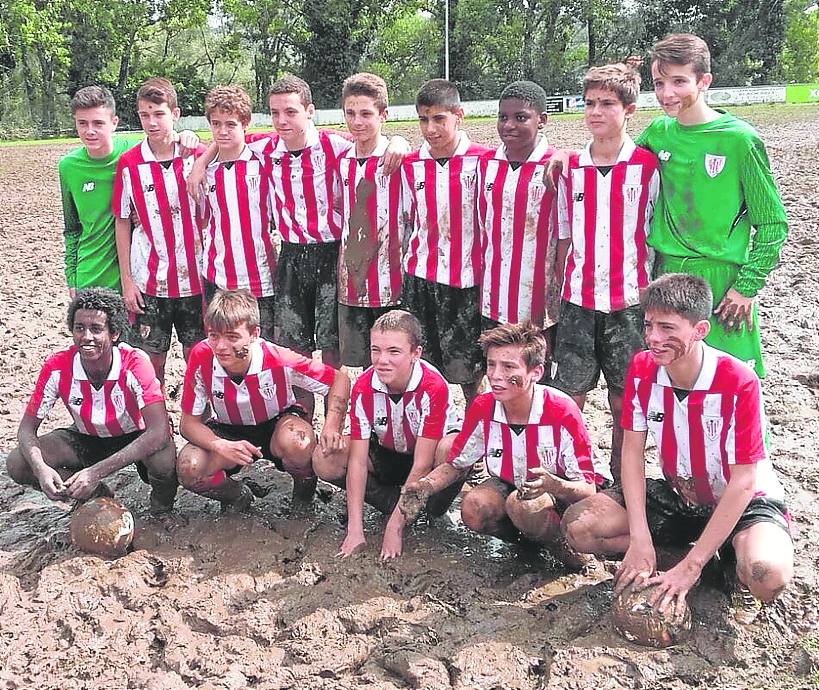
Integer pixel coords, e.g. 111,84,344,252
444,0,450,81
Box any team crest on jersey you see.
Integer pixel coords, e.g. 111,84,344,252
460,173,477,187
311,152,326,169
703,416,723,441
272,157,283,166
529,181,545,203
623,184,641,206
539,446,558,467
246,175,260,191
260,384,276,399
110,388,126,414
405,406,420,429
704,154,726,178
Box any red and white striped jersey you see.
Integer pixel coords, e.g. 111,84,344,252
25,344,163,437
557,137,660,313
181,339,334,425
350,359,460,454
477,137,561,328
247,125,352,244
448,385,611,487
112,140,206,297
202,146,277,297
337,136,405,307
402,133,491,287
621,344,783,506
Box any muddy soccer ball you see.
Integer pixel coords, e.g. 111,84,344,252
70,497,135,558
612,582,693,648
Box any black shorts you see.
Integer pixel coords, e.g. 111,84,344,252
203,280,275,341
274,241,340,354
604,478,792,546
401,274,483,384
552,301,645,396
338,304,395,368
132,293,206,353
205,405,309,473
52,427,153,484
368,438,415,486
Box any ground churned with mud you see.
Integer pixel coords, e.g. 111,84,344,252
1,107,818,689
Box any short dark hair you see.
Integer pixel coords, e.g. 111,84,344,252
137,77,178,110
416,79,461,111
205,289,260,332
478,322,547,370
342,72,388,112
651,33,711,79
583,63,641,105
269,73,313,107
640,273,713,324
499,81,549,113
371,309,422,349
70,86,116,116
67,288,129,338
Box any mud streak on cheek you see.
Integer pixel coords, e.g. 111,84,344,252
233,346,249,359
665,336,686,362
507,376,523,387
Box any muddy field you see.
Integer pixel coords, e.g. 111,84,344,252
0,106,818,689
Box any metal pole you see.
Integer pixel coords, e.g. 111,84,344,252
444,0,450,81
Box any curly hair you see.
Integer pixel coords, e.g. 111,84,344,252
205,85,252,127
499,81,549,113
67,288,129,338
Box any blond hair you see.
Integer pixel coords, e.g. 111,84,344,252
205,290,260,332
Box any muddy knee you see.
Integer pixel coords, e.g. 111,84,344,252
143,440,177,481
176,447,216,491
739,559,793,602
460,491,505,534
6,448,35,485
273,416,317,477
562,503,597,553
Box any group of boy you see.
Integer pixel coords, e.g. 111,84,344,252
8,32,792,622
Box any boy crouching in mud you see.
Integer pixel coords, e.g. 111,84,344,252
7,288,178,513
399,322,612,568
177,289,349,511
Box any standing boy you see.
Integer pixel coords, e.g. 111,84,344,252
200,85,278,340
563,274,793,623
6,288,178,513
401,79,491,403
177,290,350,511
552,64,660,479
336,73,407,367
313,310,461,560
400,322,611,567
113,78,207,387
639,34,787,378
478,80,560,355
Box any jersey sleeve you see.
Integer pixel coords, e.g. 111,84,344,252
733,138,789,297
556,172,571,240
349,382,372,441
24,357,62,420
181,347,210,416
59,161,81,289
634,118,661,151
620,356,648,432
731,374,767,465
447,396,487,470
416,381,449,441
128,349,164,407
556,405,598,484
282,348,334,396
111,157,132,219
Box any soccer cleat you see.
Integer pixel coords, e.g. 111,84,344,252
731,583,763,625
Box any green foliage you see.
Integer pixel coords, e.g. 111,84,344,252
781,1,819,82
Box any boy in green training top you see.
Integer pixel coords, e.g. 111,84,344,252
639,34,788,377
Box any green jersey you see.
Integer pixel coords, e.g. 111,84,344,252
58,137,134,291
636,111,788,297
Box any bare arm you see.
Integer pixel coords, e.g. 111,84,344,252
338,438,370,557
186,142,218,198
520,466,595,504
115,217,144,314
179,410,262,470
319,369,351,453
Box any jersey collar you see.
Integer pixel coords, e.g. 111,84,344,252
494,135,550,162
73,343,123,381
343,134,390,160
577,134,636,167
419,131,471,159
210,144,254,167
492,383,545,424
273,122,320,154
139,138,180,162
656,343,719,391
211,339,264,378
370,359,424,394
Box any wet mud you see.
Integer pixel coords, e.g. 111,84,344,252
1,108,818,688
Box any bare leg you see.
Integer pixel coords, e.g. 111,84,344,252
732,522,794,602
561,492,631,555
176,443,245,505
608,390,624,482
460,479,518,541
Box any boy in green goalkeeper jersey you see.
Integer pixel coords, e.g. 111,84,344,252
638,34,788,378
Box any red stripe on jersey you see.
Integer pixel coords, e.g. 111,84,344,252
422,160,441,281
580,168,597,308
387,165,402,301
660,387,678,481
222,380,242,423
122,377,144,432
343,159,358,304
719,390,735,481
687,391,716,504
525,425,540,482
127,166,161,296
499,423,514,484
486,163,508,319
530,178,555,326
103,382,125,436
607,163,626,310
301,149,321,242
212,166,238,288
320,136,341,239
235,160,263,294
551,423,565,477
633,161,653,292
403,163,420,277
364,157,381,301
242,375,270,425
79,381,94,433
279,154,306,243
448,156,464,286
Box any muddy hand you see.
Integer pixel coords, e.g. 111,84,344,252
714,288,754,332
398,480,432,524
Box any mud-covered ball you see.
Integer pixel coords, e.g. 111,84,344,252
612,582,693,648
70,497,135,558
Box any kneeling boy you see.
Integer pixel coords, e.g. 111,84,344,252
177,290,349,510
6,288,178,512
400,322,611,565
563,274,793,623
314,310,461,560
